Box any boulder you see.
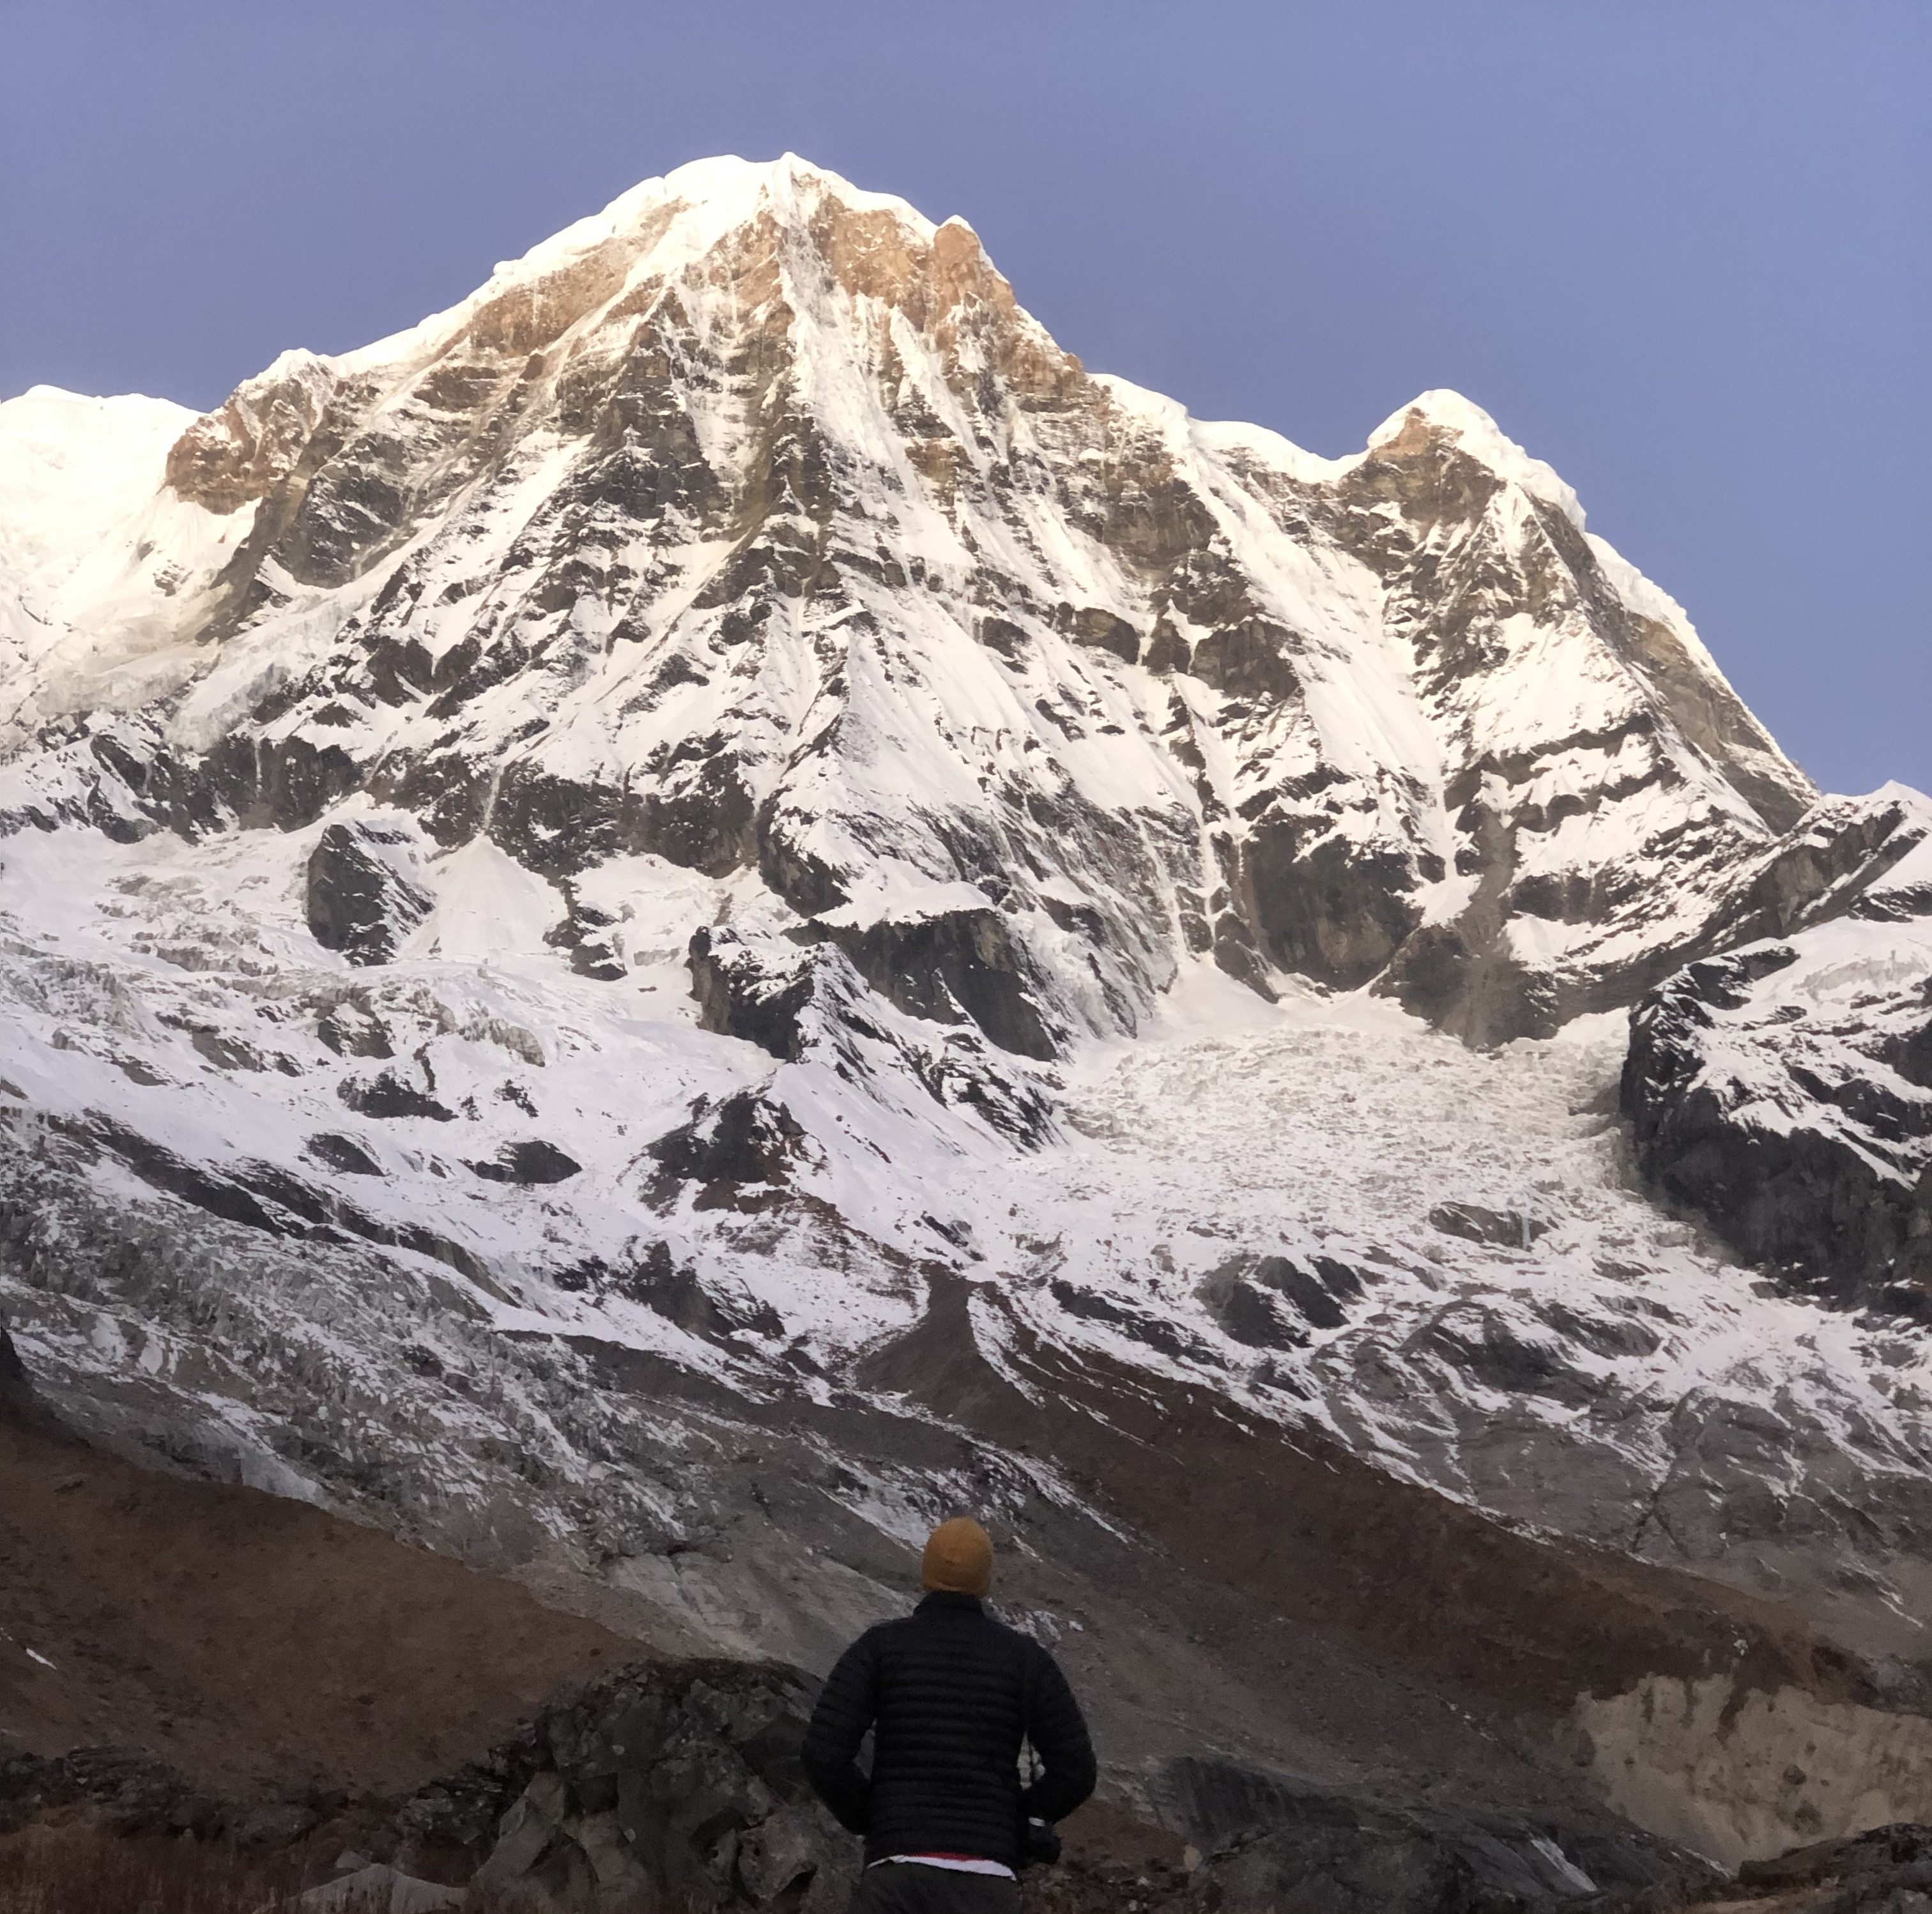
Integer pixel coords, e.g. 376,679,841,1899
468,1141,583,1186
413,1658,855,1911
307,820,434,965
296,1862,460,1912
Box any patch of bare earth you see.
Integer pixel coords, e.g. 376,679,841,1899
0,1411,635,1800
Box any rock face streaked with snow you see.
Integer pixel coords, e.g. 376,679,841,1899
1626,787,1932,1310
4,155,1932,1874
0,155,1814,1052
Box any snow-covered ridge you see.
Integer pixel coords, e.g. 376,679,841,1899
0,385,254,747
0,386,197,589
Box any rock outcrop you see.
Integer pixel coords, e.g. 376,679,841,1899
1624,787,1932,1313
399,1659,857,1910
305,818,434,964
1593,1822,1932,1913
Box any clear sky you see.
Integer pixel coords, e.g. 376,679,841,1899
3,1,1926,796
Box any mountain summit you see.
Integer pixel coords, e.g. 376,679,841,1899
4,157,1931,1895
3,153,1808,1055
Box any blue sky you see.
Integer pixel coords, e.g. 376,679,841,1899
3,1,1925,795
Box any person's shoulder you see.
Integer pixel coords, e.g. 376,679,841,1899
860,1611,928,1650
984,1607,1056,1664
826,1618,900,1669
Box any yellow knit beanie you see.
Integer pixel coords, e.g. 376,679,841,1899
921,1517,993,1596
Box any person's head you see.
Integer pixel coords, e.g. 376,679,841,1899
921,1515,993,1597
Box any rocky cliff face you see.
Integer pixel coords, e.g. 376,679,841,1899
1625,786,1932,1313
2,155,1929,1886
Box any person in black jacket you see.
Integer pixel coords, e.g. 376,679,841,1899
801,1517,1097,1912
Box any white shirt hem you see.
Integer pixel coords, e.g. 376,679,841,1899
872,1855,1016,1878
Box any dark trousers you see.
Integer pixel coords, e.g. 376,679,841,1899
849,1860,1022,1913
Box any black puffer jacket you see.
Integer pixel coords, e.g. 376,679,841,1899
801,1591,1096,1869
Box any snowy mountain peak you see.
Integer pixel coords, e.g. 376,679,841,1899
4,155,1814,1064
318,151,976,393
1367,388,1586,529
6,160,1932,1876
